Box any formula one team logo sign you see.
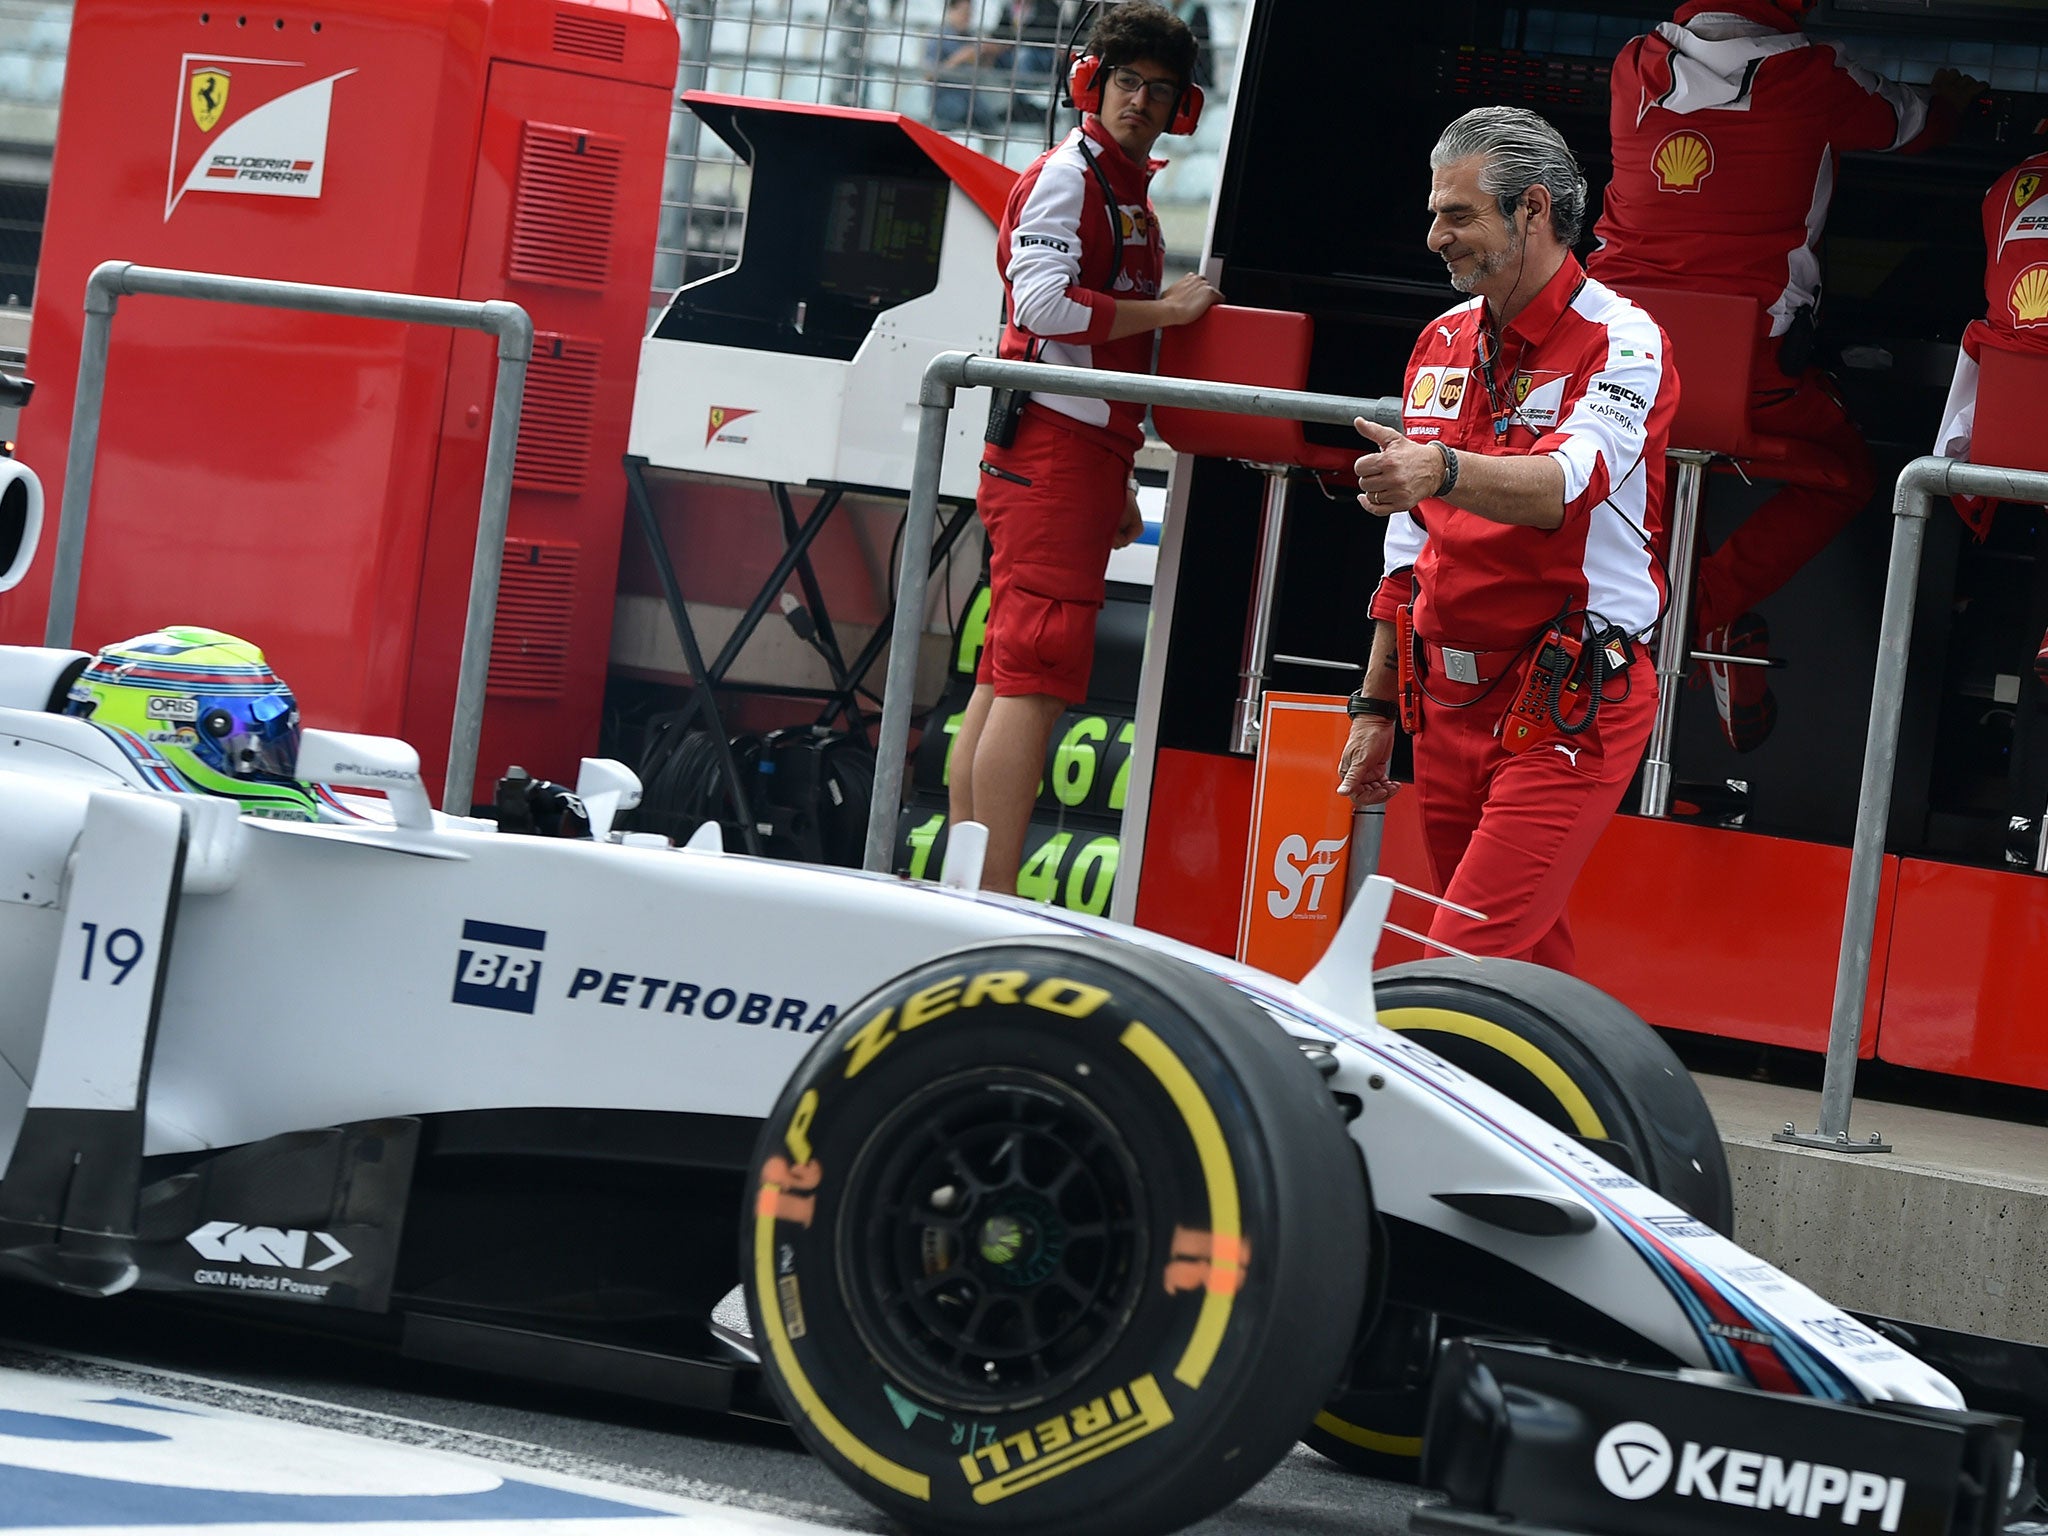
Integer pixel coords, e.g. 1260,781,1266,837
166,54,357,220
705,406,758,447
189,68,229,132
1652,129,1714,194
2017,173,2041,213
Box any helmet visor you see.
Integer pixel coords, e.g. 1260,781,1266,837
205,689,300,779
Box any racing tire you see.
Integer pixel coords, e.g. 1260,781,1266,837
743,936,1370,1536
1303,955,1732,1483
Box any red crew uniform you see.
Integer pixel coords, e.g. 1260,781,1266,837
977,116,1164,703
1934,148,2048,529
1371,259,1678,971
1588,2,1952,641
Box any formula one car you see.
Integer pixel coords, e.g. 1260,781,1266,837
0,467,2036,1536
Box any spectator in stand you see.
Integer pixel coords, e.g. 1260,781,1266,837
929,0,1009,136
1588,0,1983,752
1934,139,2048,676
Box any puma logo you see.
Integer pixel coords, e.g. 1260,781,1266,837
1437,325,1456,344
1551,743,1582,766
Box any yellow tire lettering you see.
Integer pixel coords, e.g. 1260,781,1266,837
958,1373,1175,1504
1023,977,1111,1018
899,975,966,1033
785,1089,819,1164
841,1007,897,1080
961,969,1027,1009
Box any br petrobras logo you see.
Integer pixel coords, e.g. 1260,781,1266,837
452,919,545,1014
1595,1420,1673,1500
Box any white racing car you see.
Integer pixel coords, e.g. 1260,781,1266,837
0,429,2035,1536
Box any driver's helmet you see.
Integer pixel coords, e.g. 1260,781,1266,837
64,626,327,820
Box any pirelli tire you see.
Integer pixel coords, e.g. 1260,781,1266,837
743,937,1370,1536
1303,956,1733,1483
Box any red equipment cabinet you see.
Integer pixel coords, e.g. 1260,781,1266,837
3,0,677,796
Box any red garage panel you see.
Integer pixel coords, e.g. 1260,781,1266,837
1134,747,1255,957
1877,858,2048,1089
1371,796,1891,1053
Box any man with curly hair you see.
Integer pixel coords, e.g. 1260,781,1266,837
948,0,1219,895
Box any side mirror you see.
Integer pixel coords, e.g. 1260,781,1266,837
574,756,642,843
297,727,434,830
0,459,44,594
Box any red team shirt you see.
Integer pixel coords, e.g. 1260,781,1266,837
1935,149,2048,465
1591,10,1947,347
995,115,1167,458
1370,258,1679,651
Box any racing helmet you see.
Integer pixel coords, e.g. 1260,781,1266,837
64,626,322,820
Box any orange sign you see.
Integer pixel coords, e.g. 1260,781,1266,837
1238,692,1359,981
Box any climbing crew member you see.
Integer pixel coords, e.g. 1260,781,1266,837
1588,0,1983,751
1338,106,1677,973
948,0,1219,895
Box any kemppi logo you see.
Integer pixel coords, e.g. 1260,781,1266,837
1267,834,1347,919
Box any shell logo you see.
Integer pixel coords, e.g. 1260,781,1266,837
1410,372,1437,411
2011,264,2048,328
1653,130,1715,194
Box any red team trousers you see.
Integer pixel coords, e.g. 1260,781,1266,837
1689,364,1876,641
1410,663,1659,972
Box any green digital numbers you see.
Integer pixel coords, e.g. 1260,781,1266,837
1051,716,1109,808
905,811,945,881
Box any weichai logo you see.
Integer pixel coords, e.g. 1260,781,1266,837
166,56,356,219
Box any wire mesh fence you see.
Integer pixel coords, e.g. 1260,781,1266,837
652,0,1241,301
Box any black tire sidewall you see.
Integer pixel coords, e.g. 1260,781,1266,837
745,939,1367,1536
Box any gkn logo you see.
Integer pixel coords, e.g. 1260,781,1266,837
186,1221,351,1272
453,919,545,1014
1593,1419,1908,1530
1267,834,1347,919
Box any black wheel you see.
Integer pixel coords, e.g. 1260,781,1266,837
1303,956,1731,1482
744,937,1369,1536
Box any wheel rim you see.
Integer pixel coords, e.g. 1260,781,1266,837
839,1067,1150,1413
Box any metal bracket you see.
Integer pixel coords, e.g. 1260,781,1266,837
1772,1122,1892,1154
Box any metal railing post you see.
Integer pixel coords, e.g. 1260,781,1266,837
1638,449,1709,817
861,350,1400,874
1781,454,2048,1154
43,261,532,816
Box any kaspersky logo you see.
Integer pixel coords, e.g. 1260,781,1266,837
1593,1420,1908,1529
1267,834,1346,919
705,406,759,447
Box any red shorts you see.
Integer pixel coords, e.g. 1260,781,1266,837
975,407,1128,704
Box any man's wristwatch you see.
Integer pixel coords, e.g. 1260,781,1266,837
1347,691,1399,722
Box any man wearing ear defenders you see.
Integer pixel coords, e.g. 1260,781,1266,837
1338,107,1677,973
1589,0,1984,752
949,0,1219,896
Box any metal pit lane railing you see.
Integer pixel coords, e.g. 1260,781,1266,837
1784,454,2048,1155
863,349,1401,875
46,261,533,817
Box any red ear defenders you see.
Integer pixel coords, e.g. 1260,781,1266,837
1067,52,1203,135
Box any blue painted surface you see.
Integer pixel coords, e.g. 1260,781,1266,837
0,1409,166,1442
0,1464,666,1526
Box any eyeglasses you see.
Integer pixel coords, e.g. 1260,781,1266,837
1107,66,1180,106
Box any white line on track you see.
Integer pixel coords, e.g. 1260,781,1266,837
0,1341,875,1532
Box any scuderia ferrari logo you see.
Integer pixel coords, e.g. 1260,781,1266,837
1594,1420,1908,1530
189,68,229,132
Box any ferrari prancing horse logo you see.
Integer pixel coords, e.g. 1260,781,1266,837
189,69,230,133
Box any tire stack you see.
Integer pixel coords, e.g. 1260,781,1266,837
891,574,1151,910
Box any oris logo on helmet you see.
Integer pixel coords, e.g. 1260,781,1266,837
145,695,200,722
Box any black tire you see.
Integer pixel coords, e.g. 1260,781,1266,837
1303,956,1731,1482
743,937,1369,1536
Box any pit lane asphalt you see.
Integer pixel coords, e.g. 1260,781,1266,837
0,1285,1424,1534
